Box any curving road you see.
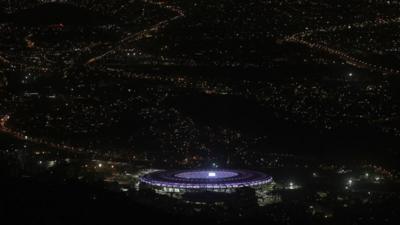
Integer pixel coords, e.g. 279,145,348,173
281,17,400,75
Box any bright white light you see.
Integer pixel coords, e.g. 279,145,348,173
98,163,102,168
312,172,317,177
348,179,353,185
48,160,56,168
208,172,216,177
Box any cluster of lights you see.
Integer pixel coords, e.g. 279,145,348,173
348,178,353,185
208,172,216,177
286,181,300,190
140,169,273,190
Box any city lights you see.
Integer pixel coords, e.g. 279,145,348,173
0,1,399,224
208,172,216,177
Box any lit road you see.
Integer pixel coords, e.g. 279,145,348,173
85,0,185,65
0,115,88,153
0,114,141,161
282,17,400,75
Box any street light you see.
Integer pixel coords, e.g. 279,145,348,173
347,179,353,186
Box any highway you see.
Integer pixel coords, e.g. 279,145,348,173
0,114,89,153
282,16,400,75
85,0,185,65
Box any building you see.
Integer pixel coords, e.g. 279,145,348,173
139,169,274,194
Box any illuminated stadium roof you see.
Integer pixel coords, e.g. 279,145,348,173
139,169,273,190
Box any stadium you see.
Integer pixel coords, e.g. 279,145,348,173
139,169,273,193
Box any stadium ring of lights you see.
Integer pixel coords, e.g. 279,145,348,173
139,169,273,191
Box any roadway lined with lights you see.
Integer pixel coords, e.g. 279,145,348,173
0,0,186,154
282,17,400,75
85,0,185,65
2,0,184,69
0,114,88,153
